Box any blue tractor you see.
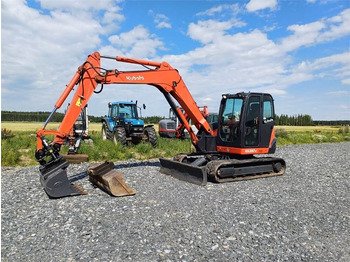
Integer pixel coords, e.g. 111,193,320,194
101,101,157,147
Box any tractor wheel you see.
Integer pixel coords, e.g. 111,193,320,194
144,126,157,147
101,122,109,140
113,127,127,146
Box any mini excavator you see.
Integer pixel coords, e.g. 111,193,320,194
35,52,286,198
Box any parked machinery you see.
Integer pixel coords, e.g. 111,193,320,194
159,107,218,138
101,101,157,147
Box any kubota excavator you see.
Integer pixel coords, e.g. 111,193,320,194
35,52,286,198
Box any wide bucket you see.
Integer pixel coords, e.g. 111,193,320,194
39,157,87,198
87,161,136,197
159,157,207,186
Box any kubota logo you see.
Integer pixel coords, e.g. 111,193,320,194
245,149,257,153
126,75,144,81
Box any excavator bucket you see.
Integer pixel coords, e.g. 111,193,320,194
39,157,87,198
159,157,207,186
87,161,136,197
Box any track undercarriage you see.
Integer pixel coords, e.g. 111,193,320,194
160,152,286,186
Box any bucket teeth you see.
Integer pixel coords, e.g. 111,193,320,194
72,183,88,195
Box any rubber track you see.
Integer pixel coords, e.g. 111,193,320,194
206,157,286,183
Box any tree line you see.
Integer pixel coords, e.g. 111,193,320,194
1,111,163,124
275,114,313,126
1,111,349,126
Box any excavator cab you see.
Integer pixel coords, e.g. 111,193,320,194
217,92,276,153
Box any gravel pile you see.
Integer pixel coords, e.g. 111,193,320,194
1,142,350,261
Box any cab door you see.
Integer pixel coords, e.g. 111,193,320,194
260,94,275,147
217,95,244,148
244,95,260,147
243,94,275,148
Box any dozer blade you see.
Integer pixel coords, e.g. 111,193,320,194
39,157,87,198
87,161,136,197
61,153,89,164
159,157,207,186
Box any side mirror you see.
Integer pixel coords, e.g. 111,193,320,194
143,104,146,110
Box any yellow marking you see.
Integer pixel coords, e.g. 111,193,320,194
76,97,82,106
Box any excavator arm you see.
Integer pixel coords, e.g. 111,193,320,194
36,52,212,159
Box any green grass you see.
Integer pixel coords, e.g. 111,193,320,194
275,127,350,145
1,128,195,167
1,125,349,167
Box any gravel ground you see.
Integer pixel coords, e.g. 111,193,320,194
1,142,350,262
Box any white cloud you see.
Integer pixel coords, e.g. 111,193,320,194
154,14,172,29
295,52,350,84
148,11,172,29
2,1,102,86
326,91,350,96
280,9,350,52
318,8,350,42
246,0,277,12
37,0,122,11
280,21,325,52
195,4,246,29
187,20,234,44
1,1,349,120
1,0,122,112
108,25,164,58
196,4,240,16
37,0,125,34
342,79,350,85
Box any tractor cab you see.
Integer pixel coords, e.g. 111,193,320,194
108,101,144,131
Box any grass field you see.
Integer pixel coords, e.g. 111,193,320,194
0,121,340,133
1,121,102,132
276,125,340,132
1,121,349,167
1,121,160,133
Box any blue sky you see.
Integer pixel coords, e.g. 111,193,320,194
2,0,350,120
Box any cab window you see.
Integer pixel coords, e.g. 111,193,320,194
219,98,243,142
263,95,274,123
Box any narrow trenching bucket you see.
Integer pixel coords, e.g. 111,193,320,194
39,156,87,198
159,158,208,186
87,161,136,197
